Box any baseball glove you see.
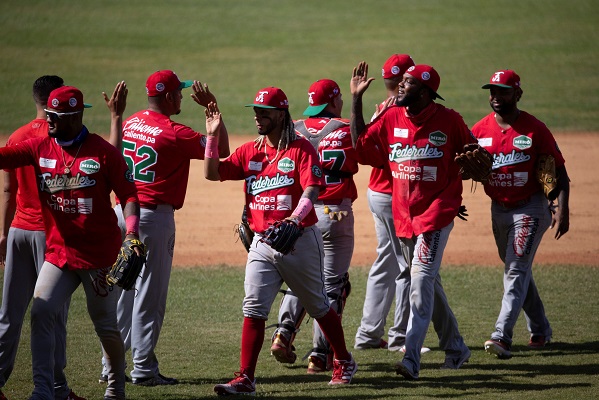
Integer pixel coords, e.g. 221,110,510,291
455,143,494,182
537,154,558,200
106,238,146,290
235,206,254,253
259,219,303,255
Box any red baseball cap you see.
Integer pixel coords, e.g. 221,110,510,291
245,87,289,109
303,79,340,116
482,70,521,89
146,70,192,97
47,86,92,112
405,65,445,101
382,54,415,79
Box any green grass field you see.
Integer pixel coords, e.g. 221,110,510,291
2,265,598,399
1,1,598,399
0,0,598,136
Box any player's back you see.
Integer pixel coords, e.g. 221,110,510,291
121,109,206,209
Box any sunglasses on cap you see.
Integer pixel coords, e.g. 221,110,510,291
44,109,82,122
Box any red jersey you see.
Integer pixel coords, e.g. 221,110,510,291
218,138,324,233
471,111,565,204
121,109,206,209
294,117,358,202
0,132,138,270
4,119,47,231
357,103,476,238
363,102,393,194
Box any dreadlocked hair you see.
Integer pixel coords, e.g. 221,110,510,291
254,109,298,152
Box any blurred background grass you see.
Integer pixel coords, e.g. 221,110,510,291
0,0,597,136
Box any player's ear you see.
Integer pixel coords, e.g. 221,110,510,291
516,88,523,102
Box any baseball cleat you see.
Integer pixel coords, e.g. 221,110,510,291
484,339,512,359
65,390,86,400
132,373,178,386
214,372,256,396
98,374,131,384
440,348,471,369
307,355,331,374
328,354,357,385
270,332,297,364
394,360,419,380
528,335,551,349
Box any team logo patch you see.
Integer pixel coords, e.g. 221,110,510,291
79,159,100,174
428,131,447,147
276,195,292,210
513,172,528,186
277,157,295,173
391,66,400,75
125,169,134,183
69,97,78,108
312,165,322,178
51,99,59,107
77,198,93,214
156,83,165,93
422,166,438,181
513,135,532,150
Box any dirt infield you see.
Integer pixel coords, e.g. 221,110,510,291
0,132,594,268
172,132,597,268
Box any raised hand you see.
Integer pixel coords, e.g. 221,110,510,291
191,81,217,108
204,101,222,137
350,61,375,97
104,81,127,117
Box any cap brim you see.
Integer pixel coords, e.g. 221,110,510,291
244,104,277,109
433,92,445,101
179,80,193,90
83,103,92,108
481,83,513,89
303,104,327,116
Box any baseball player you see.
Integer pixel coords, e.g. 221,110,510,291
0,76,86,400
472,70,570,359
354,54,420,353
351,62,471,380
99,70,230,386
270,79,358,374
0,85,139,400
204,87,357,396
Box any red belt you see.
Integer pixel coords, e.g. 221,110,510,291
140,204,174,210
493,197,531,209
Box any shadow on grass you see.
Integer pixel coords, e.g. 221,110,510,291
134,341,599,399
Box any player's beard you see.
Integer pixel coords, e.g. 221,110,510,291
395,89,419,107
48,127,71,141
257,117,276,135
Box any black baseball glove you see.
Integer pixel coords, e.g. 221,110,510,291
235,206,254,253
106,238,146,290
260,219,303,255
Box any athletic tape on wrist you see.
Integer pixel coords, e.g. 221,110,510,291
291,198,312,222
205,135,218,159
125,214,140,236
